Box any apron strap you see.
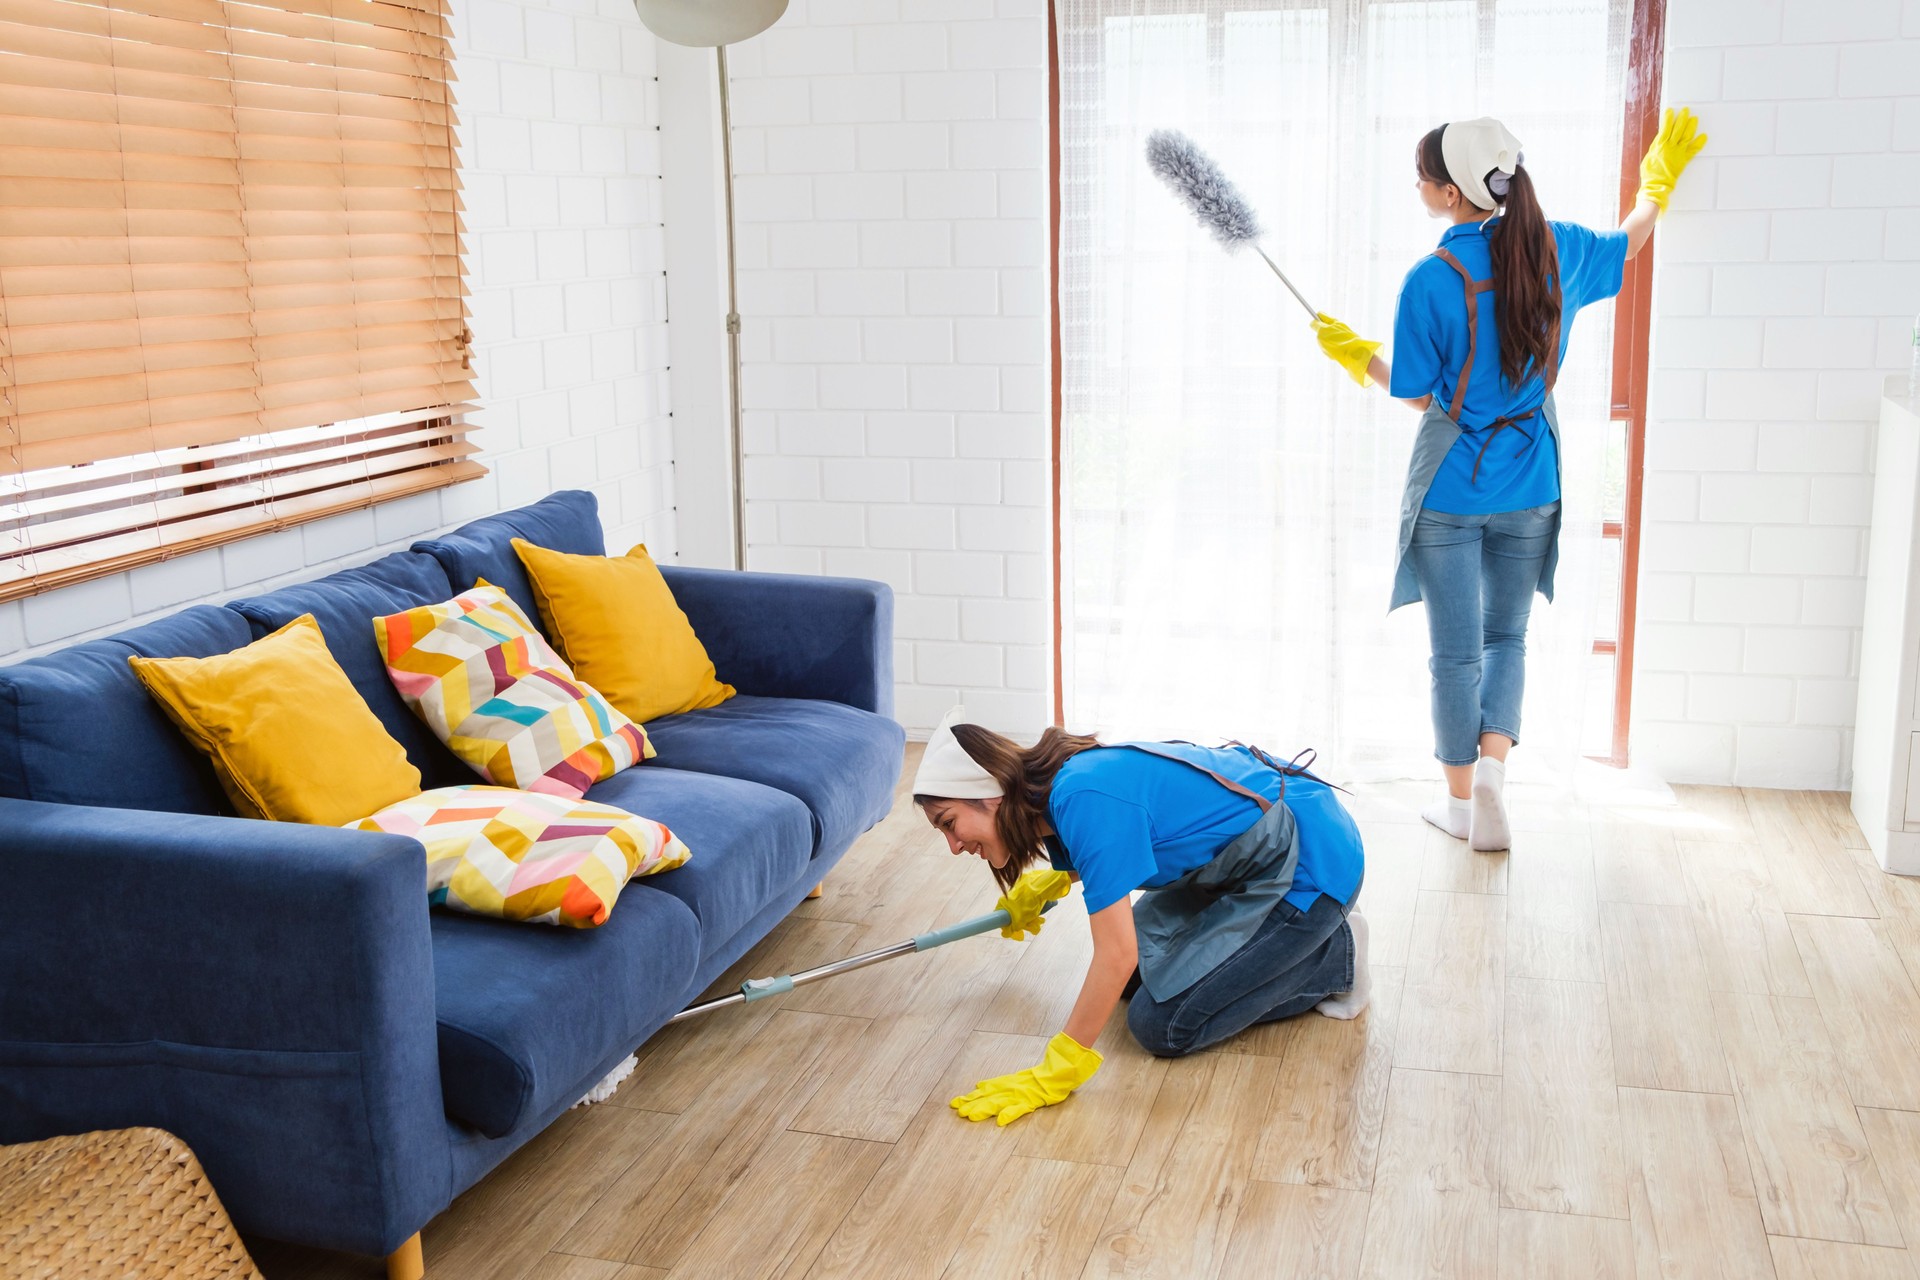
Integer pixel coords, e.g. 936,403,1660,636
1224,741,1349,795
1431,237,1566,486
1432,247,1491,421
1105,742,1271,813
1098,742,1350,811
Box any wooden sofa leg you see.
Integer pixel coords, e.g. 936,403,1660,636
387,1233,424,1280
806,882,824,900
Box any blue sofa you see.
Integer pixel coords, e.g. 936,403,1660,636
0,490,905,1262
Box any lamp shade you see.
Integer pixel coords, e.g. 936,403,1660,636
632,0,787,46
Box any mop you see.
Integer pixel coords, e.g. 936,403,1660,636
1144,129,1318,319
669,898,1056,1022
573,899,1055,1107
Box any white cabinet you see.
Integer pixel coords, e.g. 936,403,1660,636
1853,377,1920,873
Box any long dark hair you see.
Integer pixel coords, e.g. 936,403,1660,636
914,725,1101,890
1417,126,1561,391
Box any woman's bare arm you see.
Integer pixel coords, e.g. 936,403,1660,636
1061,898,1138,1048
1363,353,1432,412
1622,197,1659,261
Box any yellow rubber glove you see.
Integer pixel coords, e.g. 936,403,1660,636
995,867,1072,940
1637,106,1708,214
1312,312,1382,388
950,1032,1102,1126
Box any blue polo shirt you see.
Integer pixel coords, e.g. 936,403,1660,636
1390,218,1629,515
1043,744,1364,917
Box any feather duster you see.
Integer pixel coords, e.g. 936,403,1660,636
1146,129,1263,248
1144,129,1316,317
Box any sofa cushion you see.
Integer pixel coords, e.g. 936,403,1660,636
414,489,604,625
431,883,700,1137
513,539,736,725
226,550,467,789
642,696,904,858
130,614,423,827
0,606,255,814
357,785,688,928
585,765,813,953
374,582,653,797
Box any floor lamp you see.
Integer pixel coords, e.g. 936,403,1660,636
633,0,788,570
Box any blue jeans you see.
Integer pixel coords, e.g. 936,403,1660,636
1406,503,1558,766
1127,893,1355,1058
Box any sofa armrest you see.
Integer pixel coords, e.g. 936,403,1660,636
0,798,449,1256
661,567,895,719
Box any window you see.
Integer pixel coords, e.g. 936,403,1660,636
1051,0,1638,775
0,0,479,601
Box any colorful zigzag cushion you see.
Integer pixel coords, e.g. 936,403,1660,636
352,785,690,927
375,582,653,798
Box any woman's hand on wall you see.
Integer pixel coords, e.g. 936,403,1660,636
1636,106,1708,215
1624,106,1705,259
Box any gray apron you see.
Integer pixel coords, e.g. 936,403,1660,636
1389,243,1566,613
1095,743,1344,1003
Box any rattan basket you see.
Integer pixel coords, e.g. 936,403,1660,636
0,1127,263,1280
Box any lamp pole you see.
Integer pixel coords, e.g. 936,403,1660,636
634,0,786,572
716,44,745,570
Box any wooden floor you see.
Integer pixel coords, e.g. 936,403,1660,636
250,749,1920,1279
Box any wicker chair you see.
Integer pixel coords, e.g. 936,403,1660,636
0,1128,264,1280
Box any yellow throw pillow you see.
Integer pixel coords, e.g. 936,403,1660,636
512,539,735,724
130,614,422,826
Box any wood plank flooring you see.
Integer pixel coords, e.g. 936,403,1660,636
248,756,1920,1279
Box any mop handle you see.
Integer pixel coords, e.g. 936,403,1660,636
742,900,1049,998
669,900,1058,1021
911,906,1021,952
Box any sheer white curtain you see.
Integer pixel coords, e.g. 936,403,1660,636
1057,0,1631,780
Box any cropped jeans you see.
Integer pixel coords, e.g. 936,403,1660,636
1405,502,1559,767
1126,892,1355,1058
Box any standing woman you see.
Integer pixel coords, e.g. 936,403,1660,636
912,708,1366,1125
1311,111,1706,850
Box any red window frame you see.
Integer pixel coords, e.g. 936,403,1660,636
1598,0,1668,766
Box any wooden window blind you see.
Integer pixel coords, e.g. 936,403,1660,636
0,0,481,602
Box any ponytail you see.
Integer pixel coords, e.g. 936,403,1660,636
1485,165,1561,390
1415,127,1562,391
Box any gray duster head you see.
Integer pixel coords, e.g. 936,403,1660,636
1145,129,1262,248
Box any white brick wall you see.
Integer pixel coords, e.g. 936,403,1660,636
0,0,676,664
1632,0,1920,788
724,0,1051,738
26,0,1896,784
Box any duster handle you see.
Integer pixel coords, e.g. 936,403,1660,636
1253,244,1319,319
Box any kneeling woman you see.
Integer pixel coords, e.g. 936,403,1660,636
914,709,1368,1125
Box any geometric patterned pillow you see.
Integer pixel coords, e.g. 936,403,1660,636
374,582,653,799
350,785,691,928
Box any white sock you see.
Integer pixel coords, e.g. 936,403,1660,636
1316,912,1371,1020
1422,794,1471,840
1471,756,1511,852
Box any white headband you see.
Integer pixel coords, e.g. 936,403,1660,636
910,706,1002,800
1441,117,1525,212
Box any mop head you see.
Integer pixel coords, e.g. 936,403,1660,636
572,1054,636,1109
1145,129,1262,249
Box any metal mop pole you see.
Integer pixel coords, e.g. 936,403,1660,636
668,901,1051,1024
